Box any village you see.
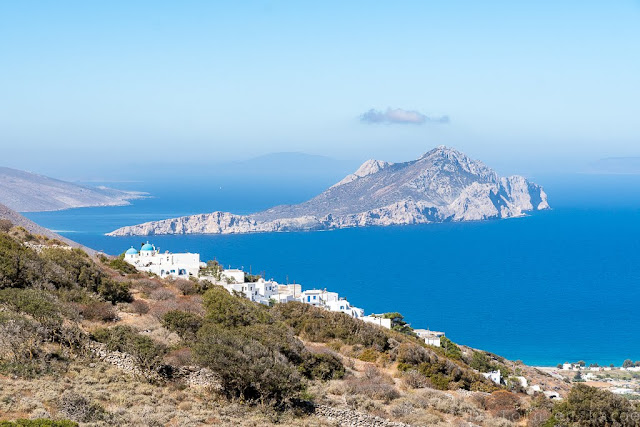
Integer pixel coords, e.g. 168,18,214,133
537,362,640,398
122,242,447,347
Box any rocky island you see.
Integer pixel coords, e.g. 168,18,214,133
107,146,549,236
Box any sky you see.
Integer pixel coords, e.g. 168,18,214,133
1,1,639,179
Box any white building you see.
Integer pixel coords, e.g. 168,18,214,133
124,243,203,278
361,315,392,329
325,298,364,318
414,329,445,347
221,269,245,284
298,289,338,306
482,370,502,385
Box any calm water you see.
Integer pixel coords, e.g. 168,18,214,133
25,174,640,366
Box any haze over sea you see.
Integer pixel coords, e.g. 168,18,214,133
25,173,640,367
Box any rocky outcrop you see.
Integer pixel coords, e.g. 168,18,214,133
108,146,549,236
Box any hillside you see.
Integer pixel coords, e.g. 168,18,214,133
0,167,146,212
0,202,93,253
107,146,549,236
1,223,635,426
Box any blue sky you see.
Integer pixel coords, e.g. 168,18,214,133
1,1,639,178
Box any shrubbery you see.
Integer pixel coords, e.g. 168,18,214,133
162,310,203,341
548,384,640,426
92,325,167,372
273,302,389,350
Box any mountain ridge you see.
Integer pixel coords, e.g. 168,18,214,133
107,146,549,236
0,166,147,212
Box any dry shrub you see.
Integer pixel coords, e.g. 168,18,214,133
527,408,552,427
164,348,193,366
410,388,481,418
150,288,175,301
485,390,522,421
344,366,399,402
136,279,161,295
80,301,116,322
130,299,150,316
150,300,179,319
0,219,13,232
395,342,432,365
358,347,379,362
390,401,414,417
174,279,196,295
403,369,430,389
176,295,205,315
57,390,108,423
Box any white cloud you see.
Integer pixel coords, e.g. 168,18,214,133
360,108,449,125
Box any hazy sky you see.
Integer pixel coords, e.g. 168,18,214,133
1,1,639,178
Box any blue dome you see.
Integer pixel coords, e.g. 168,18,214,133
140,243,154,251
125,247,138,255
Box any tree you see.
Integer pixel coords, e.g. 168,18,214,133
623,359,634,368
381,312,413,335
578,360,586,367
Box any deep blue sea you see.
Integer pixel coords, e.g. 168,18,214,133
24,174,640,367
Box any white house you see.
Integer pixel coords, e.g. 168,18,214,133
221,269,245,284
254,279,278,300
414,329,445,347
361,315,392,329
124,243,203,278
482,370,502,385
277,283,301,299
326,298,364,318
298,289,338,306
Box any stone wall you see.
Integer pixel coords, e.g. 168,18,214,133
314,405,411,427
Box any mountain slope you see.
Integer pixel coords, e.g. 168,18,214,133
107,147,549,236
0,166,146,212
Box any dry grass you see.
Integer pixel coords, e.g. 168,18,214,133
0,361,333,426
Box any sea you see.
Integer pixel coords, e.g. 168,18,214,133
23,173,640,367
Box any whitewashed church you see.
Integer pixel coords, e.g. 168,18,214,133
123,242,204,278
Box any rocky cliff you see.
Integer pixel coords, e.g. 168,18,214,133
107,146,549,236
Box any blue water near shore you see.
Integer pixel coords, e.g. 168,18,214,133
24,174,640,367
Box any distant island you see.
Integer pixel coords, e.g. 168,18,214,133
0,166,146,212
108,146,549,236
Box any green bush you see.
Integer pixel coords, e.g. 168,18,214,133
202,286,271,327
0,234,41,288
194,322,303,406
97,279,132,304
162,310,203,341
300,352,344,381
440,336,462,360
40,248,101,291
0,288,63,325
104,254,138,275
272,302,388,350
548,384,640,426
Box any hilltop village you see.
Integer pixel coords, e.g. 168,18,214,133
123,242,447,348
